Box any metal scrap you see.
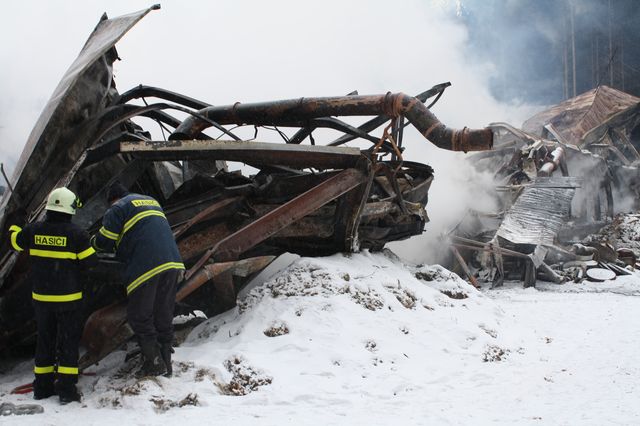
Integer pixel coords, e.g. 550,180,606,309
447,85,640,288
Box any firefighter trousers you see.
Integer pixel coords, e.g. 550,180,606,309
127,269,179,345
33,306,83,390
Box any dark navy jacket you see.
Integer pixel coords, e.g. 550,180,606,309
93,193,184,295
10,212,96,311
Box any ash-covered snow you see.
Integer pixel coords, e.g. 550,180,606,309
2,250,640,425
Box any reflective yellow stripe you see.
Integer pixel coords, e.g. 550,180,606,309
57,366,78,375
9,225,22,233
127,262,185,295
29,249,77,259
122,210,166,236
30,248,95,260
77,246,96,260
10,231,23,252
34,365,55,374
99,226,119,240
32,292,82,302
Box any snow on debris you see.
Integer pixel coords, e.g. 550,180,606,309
593,213,640,253
4,250,640,424
0,250,513,424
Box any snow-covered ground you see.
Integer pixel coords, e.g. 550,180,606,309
2,250,640,425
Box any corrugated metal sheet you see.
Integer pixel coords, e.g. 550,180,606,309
522,86,640,146
496,177,579,245
526,176,582,188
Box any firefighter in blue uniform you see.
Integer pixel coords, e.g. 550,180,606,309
92,182,184,378
9,187,96,404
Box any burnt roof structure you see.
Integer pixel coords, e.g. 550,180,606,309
523,85,640,153
447,85,640,289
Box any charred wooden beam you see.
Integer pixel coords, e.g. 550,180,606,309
177,222,233,262
210,167,368,262
187,166,369,277
360,201,401,221
450,246,480,288
120,139,362,169
173,197,243,239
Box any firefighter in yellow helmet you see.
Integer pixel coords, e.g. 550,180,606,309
9,187,96,404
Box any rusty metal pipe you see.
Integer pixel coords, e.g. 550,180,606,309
172,93,493,152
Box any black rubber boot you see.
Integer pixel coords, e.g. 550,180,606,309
159,343,173,378
135,339,167,379
55,380,81,405
33,378,55,400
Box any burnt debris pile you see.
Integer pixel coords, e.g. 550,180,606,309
0,7,493,365
446,85,640,288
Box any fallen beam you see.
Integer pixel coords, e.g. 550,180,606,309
120,139,362,169
187,166,368,277
450,246,480,288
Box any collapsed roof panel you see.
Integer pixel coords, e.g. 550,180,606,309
522,85,640,146
0,6,161,233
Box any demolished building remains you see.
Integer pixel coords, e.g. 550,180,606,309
0,7,494,367
447,85,640,288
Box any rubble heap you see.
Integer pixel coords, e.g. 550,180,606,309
0,7,493,365
447,86,640,287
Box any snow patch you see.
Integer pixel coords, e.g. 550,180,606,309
8,251,638,424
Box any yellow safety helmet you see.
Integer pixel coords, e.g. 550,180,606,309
45,187,81,215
